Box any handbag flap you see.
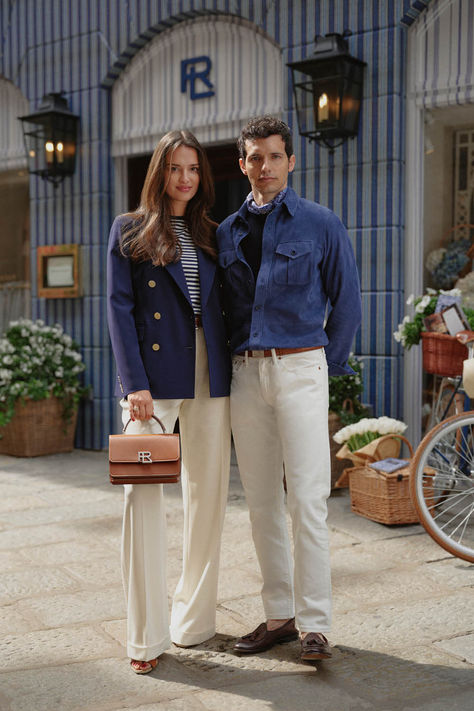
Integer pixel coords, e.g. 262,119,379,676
109,433,180,464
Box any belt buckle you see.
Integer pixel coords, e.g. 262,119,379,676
252,350,265,358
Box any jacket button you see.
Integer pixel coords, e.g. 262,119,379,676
148,280,156,288
154,312,161,320
152,343,160,351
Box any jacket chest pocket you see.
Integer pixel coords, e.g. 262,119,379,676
218,249,251,290
273,241,313,285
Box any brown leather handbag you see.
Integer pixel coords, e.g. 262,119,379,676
109,415,181,485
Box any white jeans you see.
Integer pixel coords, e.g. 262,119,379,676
120,328,230,660
230,348,331,633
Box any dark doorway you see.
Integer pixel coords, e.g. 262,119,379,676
126,143,248,222
128,155,151,211
206,143,249,223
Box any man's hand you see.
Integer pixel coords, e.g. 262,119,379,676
128,390,154,421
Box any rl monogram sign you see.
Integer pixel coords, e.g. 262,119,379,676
138,451,152,463
181,55,215,100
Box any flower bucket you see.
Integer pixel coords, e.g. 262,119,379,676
336,433,408,468
0,397,78,457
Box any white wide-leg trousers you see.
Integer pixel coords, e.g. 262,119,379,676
230,348,331,633
120,328,230,660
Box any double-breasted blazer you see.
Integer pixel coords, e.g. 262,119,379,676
107,216,231,400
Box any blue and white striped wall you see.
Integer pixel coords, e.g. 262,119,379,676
0,0,449,448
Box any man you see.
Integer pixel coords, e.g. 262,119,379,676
216,116,361,662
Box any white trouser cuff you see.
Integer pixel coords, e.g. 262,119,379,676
170,625,216,646
127,633,171,661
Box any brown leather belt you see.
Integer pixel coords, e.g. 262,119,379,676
195,315,202,328
236,346,323,358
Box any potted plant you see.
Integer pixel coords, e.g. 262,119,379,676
0,318,88,457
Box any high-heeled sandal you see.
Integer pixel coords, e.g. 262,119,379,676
130,657,158,674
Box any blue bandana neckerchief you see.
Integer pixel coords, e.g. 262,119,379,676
246,188,287,215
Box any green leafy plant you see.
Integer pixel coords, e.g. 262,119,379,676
0,319,88,430
329,355,368,426
393,287,474,350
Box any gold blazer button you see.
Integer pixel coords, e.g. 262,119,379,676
148,280,156,288
152,343,160,351
154,312,161,320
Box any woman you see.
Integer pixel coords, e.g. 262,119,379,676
107,130,231,674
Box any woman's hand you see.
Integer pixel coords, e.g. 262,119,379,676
128,390,154,421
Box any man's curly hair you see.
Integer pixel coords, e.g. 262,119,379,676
237,115,294,160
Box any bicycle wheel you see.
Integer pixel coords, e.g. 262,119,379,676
410,411,474,562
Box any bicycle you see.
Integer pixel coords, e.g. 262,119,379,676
409,331,474,563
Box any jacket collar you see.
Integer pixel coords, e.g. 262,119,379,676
232,185,299,226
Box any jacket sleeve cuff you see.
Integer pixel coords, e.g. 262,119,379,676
327,360,355,377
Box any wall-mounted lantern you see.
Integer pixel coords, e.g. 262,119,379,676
287,32,366,152
19,92,79,187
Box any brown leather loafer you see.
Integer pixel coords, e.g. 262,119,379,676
234,618,298,654
300,633,332,660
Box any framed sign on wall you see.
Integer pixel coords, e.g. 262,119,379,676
37,244,81,298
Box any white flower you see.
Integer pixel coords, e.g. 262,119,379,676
333,416,407,444
376,416,407,435
406,294,414,305
415,295,431,313
440,288,461,297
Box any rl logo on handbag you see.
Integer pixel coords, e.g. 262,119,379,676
109,415,181,485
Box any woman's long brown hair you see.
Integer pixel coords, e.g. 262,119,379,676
120,130,217,264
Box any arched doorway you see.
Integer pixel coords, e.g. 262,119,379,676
111,15,283,218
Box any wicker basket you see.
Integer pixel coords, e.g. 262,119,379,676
0,397,77,457
421,331,467,377
328,412,347,488
349,435,419,525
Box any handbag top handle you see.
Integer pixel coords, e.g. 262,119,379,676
122,414,167,434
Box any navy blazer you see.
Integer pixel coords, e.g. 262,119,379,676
107,216,231,399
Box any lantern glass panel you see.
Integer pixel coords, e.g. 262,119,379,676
339,62,364,134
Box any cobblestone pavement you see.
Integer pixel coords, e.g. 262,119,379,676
0,449,473,711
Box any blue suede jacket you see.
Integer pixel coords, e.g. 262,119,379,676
216,187,361,376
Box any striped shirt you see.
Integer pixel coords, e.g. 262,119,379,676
171,217,201,315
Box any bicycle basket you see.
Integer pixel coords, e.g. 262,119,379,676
421,331,468,377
